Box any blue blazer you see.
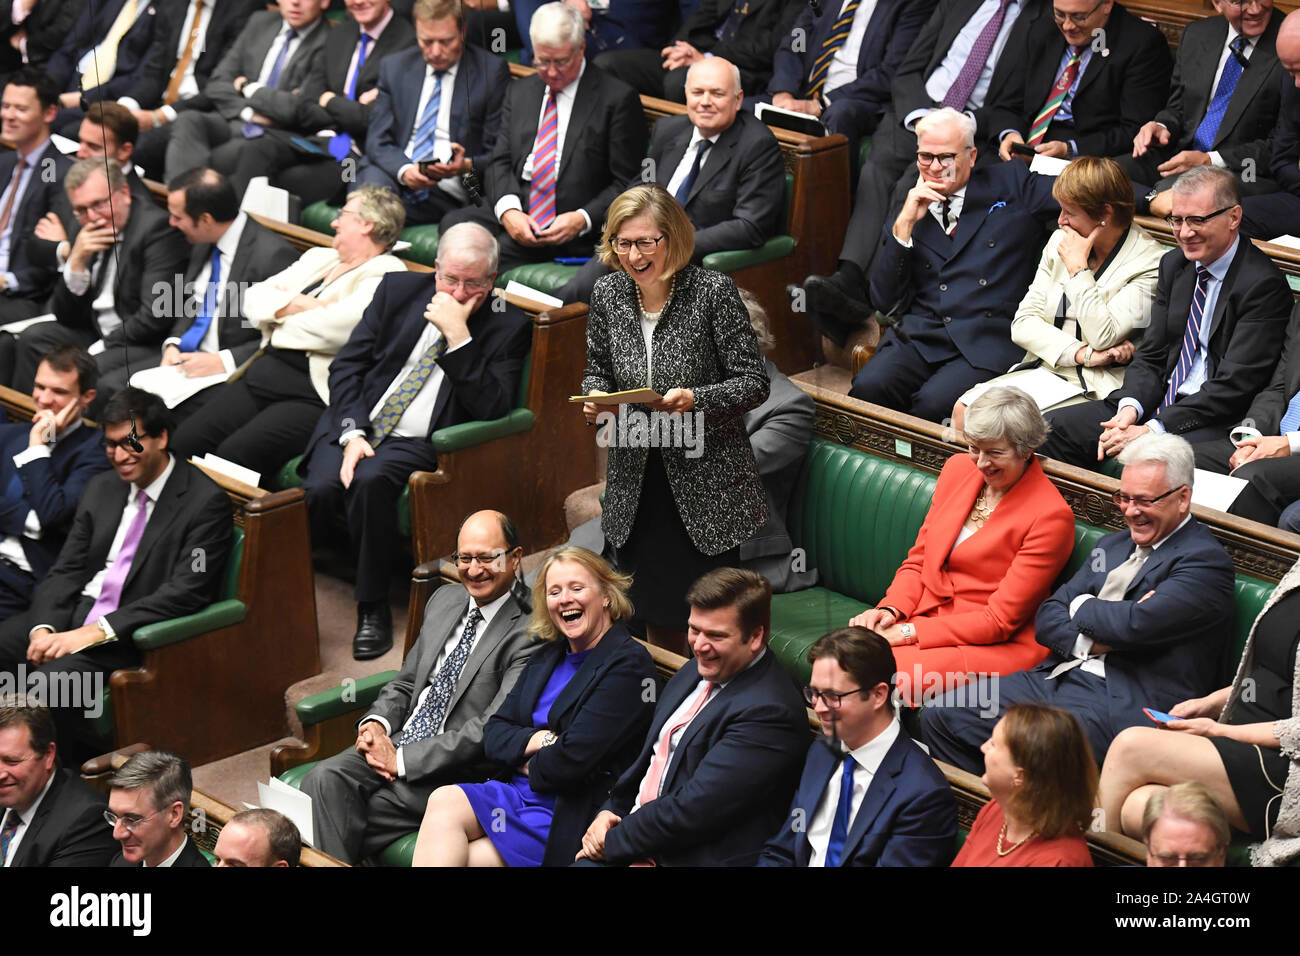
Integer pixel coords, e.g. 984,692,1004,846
599,650,809,866
870,160,1059,373
757,733,957,867
766,0,935,115
0,420,108,582
1034,519,1236,729
483,623,657,867
362,42,510,181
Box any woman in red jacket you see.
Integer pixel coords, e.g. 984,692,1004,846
850,387,1075,706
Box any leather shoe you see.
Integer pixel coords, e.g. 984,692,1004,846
352,601,393,660
803,272,875,325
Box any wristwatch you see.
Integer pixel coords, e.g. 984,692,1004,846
541,731,558,747
900,623,916,643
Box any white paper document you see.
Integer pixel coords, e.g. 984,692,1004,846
1029,154,1072,177
965,367,1085,411
255,778,315,847
130,363,229,409
0,312,54,335
195,453,261,489
1191,469,1248,512
502,280,562,311
1266,235,1300,252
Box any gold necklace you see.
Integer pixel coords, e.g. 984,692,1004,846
996,820,1034,857
968,487,995,526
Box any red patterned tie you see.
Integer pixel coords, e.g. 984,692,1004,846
1027,47,1082,146
528,92,559,228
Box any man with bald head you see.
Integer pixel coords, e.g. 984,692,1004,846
555,56,784,303
298,509,543,864
1241,10,1300,239
214,808,301,867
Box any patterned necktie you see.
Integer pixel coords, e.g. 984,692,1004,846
637,681,715,806
528,91,559,228
1027,46,1083,146
81,0,140,90
1049,545,1151,678
1159,266,1211,412
178,246,222,353
1192,35,1247,152
673,139,711,205
243,27,297,138
805,0,860,99
939,197,955,235
370,333,447,445
85,489,149,625
164,0,205,106
0,158,26,237
329,33,373,162
394,608,483,746
409,70,445,162
0,809,21,865
824,754,857,866
941,0,1012,110
715,1,746,42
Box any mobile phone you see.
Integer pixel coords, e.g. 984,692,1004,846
418,157,450,177
1143,707,1181,724
1009,142,1037,158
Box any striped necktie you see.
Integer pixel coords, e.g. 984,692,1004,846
243,27,297,137
1159,266,1211,412
1026,46,1082,146
805,0,860,99
410,70,446,161
528,91,559,228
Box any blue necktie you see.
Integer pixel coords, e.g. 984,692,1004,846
410,70,445,163
394,608,482,746
178,246,221,353
1192,36,1246,152
329,33,372,162
244,27,297,138
674,139,711,205
1278,390,1300,435
824,754,856,867
1160,266,1211,412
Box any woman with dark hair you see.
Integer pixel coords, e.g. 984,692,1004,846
952,703,1096,866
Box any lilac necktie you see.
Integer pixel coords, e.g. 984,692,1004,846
941,0,1012,111
243,27,298,138
84,488,149,625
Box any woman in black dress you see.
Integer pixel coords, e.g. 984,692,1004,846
1097,564,1300,864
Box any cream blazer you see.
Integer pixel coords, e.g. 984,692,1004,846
241,246,407,403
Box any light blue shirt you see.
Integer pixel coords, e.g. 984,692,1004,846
913,0,1023,127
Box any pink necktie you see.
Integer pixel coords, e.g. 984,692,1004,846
637,681,715,806
528,92,558,228
85,489,149,625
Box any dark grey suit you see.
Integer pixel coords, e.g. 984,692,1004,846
299,583,542,864
163,11,331,180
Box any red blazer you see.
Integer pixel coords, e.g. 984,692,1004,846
878,452,1075,651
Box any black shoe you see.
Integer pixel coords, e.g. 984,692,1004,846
352,601,393,660
803,270,874,325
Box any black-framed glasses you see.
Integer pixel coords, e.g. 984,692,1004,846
101,436,142,454
916,151,959,168
803,686,866,707
1112,484,1186,510
104,809,160,832
1164,205,1236,230
452,549,516,569
1053,0,1105,24
611,236,664,254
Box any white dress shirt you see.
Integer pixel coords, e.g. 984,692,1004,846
823,0,878,96
0,769,56,867
665,128,720,198
239,19,323,122
350,323,471,443
913,0,1023,126
399,61,467,202
62,244,124,351
162,211,248,374
806,718,901,866
894,186,966,247
119,0,215,111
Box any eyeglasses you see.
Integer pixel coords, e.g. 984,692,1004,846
453,549,514,569
1164,205,1236,230
916,151,960,168
611,236,665,254
1053,0,1106,24
72,196,114,219
1112,484,1186,510
104,809,160,832
803,686,867,707
438,274,492,293
534,51,578,71
101,436,143,454
1146,848,1223,867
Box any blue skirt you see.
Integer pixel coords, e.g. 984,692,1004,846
461,773,557,868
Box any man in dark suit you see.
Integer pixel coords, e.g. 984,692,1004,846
510,0,678,64
848,108,1058,422
301,509,543,863
796,0,1048,340
0,346,108,617
215,0,416,203
595,0,801,101
106,750,209,867
162,0,331,181
1120,1,1284,217
448,1,647,274
922,434,1236,771
0,0,87,74
116,0,266,178
357,0,510,226
0,387,234,751
574,568,809,866
100,168,298,418
758,628,956,866
0,68,73,327
757,0,936,145
989,0,1171,164
299,222,531,658
12,157,188,394
1192,301,1300,528
1040,166,1293,471
1241,10,1300,241
0,700,117,867
554,56,784,304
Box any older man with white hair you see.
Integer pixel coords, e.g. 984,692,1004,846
847,107,1059,423
299,222,533,659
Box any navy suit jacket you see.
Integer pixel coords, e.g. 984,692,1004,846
1111,238,1292,436
483,623,657,867
870,160,1059,373
766,0,935,117
1034,519,1235,727
45,0,164,101
1268,76,1300,196
0,141,72,307
649,112,784,259
109,836,210,867
599,650,809,866
7,767,118,867
757,733,956,866
512,0,677,59
0,420,108,582
364,43,510,181
310,271,532,454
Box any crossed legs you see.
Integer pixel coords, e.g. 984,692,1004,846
411,785,506,867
